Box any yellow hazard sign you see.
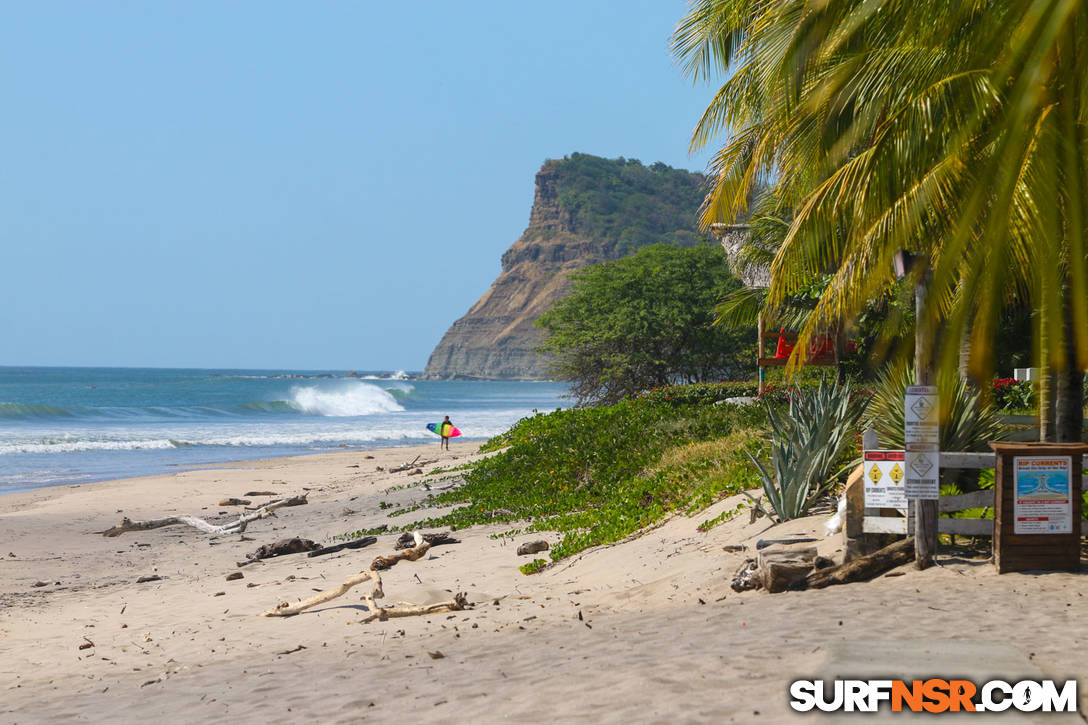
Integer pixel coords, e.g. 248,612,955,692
863,450,908,508
889,463,904,484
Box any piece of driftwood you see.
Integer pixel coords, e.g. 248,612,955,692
757,546,817,593
247,537,319,561
360,592,468,623
371,538,431,570
806,537,914,589
218,498,251,506
755,537,819,550
394,531,459,550
99,494,308,537
731,559,761,592
388,456,422,473
261,533,466,621
262,569,384,617
307,536,378,557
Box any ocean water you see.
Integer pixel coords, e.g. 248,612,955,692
0,367,570,495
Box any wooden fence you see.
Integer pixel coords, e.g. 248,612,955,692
861,452,1088,537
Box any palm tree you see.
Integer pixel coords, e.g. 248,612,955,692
673,0,1088,442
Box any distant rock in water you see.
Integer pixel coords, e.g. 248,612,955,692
423,153,708,380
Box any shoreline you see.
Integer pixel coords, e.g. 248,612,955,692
0,438,485,500
2,441,1086,722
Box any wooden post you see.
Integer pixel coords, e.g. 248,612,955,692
914,267,938,569
757,313,766,395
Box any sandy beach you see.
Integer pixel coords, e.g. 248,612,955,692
2,444,1086,724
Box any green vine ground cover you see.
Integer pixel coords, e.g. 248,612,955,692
339,388,768,572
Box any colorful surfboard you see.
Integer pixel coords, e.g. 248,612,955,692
426,422,461,438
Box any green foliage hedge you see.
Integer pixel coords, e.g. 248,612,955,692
343,394,768,567
635,380,825,406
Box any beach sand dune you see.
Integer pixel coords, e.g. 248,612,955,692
1,445,1085,723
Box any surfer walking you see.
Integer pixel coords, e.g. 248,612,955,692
440,415,454,450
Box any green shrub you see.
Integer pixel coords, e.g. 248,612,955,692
520,558,548,575
991,378,1035,412
341,390,769,567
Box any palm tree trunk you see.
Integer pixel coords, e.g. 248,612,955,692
1055,298,1084,442
914,265,937,569
834,322,847,384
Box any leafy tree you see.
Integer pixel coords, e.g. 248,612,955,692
537,243,755,405
673,0,1088,441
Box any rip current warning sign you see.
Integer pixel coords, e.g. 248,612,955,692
863,450,907,508
1012,456,1073,534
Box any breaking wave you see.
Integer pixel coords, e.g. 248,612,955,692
286,381,404,417
0,402,79,419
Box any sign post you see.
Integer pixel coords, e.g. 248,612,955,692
992,442,1086,573
904,385,939,566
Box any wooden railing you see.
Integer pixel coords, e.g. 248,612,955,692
861,452,1088,536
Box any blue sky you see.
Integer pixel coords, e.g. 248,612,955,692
0,1,716,371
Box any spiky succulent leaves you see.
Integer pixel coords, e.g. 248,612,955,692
750,379,867,521
867,365,1004,451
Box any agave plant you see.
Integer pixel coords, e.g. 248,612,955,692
747,379,867,521
866,365,1004,452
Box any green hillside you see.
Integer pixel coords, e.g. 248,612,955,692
543,153,707,253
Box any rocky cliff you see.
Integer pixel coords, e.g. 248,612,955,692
422,154,706,380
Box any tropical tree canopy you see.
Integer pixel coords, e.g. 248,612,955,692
673,0,1088,439
537,243,754,405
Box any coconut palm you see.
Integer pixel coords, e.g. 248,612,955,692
673,0,1088,441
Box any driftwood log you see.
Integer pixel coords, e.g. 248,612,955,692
806,537,914,589
263,570,385,617
370,539,432,570
307,536,378,558
246,537,319,561
261,532,467,621
99,494,308,537
394,531,459,550
360,592,469,623
757,546,817,593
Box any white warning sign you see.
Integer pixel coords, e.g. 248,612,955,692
863,450,907,508
904,385,940,499
905,444,940,499
905,385,939,445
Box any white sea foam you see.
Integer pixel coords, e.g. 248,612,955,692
287,381,404,417
0,438,180,455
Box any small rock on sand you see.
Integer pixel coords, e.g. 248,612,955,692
517,540,549,556
226,572,244,581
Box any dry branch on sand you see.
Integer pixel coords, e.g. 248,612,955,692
99,495,308,537
388,456,439,474
261,532,468,621
394,531,460,550
806,536,915,588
